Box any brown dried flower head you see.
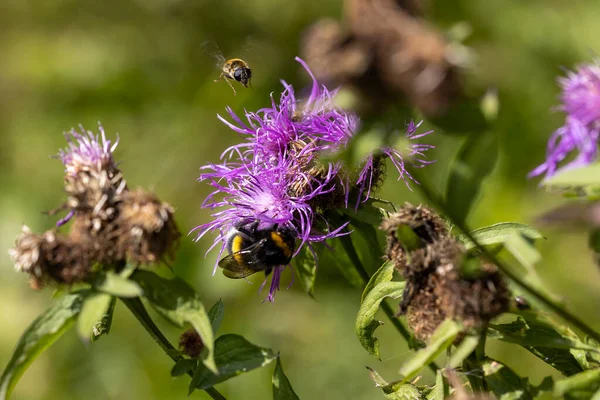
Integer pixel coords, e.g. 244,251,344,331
9,226,94,288
179,328,204,358
115,189,180,264
301,0,464,117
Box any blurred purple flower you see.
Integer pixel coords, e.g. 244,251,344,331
530,63,600,179
58,124,119,177
195,57,435,301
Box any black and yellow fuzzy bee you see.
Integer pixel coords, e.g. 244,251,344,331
218,222,296,279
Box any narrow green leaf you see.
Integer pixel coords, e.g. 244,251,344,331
0,292,86,399
355,281,406,359
91,296,116,342
321,237,365,288
95,271,143,298
131,270,216,374
366,367,422,400
482,358,534,400
272,357,300,400
350,218,384,273
171,358,197,377
207,299,225,335
458,222,544,250
361,261,395,304
340,201,389,226
543,163,600,187
426,370,446,400
188,334,277,394
445,132,498,224
504,234,542,269
447,335,480,369
366,366,388,387
396,320,461,382
292,245,317,297
489,316,595,376
77,293,113,343
554,369,600,399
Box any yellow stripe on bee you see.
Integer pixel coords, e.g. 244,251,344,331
232,234,245,264
270,232,292,258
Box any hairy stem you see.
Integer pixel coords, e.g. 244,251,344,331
413,173,600,344
121,298,227,400
337,232,440,373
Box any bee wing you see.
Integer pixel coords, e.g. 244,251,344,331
217,239,267,279
218,254,258,279
200,40,226,68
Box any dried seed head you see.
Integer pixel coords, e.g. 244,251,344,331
436,263,510,332
381,203,449,272
115,189,180,264
179,328,204,358
405,274,446,343
64,169,126,233
9,226,94,287
301,0,463,117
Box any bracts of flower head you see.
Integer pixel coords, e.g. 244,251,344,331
194,57,436,301
380,204,510,343
530,62,600,180
9,125,180,289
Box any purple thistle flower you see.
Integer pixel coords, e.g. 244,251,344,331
530,63,600,179
195,57,435,301
58,124,119,177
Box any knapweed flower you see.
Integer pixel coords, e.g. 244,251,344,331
194,57,435,301
530,63,600,179
10,124,180,289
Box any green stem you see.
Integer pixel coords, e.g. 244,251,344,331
337,232,440,373
121,298,227,400
412,171,600,344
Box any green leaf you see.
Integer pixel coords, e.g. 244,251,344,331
447,334,480,369
207,299,225,335
95,271,143,298
131,270,216,374
504,234,542,269
355,281,406,359
77,293,113,343
395,225,423,253
489,316,596,376
397,320,461,383
361,261,395,304
445,132,498,224
340,201,389,226
321,237,365,288
188,334,277,394
543,163,600,188
554,369,600,399
366,367,422,400
0,292,86,399
272,357,300,400
349,218,385,273
292,245,317,297
426,370,446,400
91,296,116,342
458,223,544,250
171,358,197,377
482,358,534,400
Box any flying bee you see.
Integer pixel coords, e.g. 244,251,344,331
214,58,252,95
218,222,296,279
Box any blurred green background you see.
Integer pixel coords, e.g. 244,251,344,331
2,0,600,399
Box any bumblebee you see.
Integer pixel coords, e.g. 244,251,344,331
218,222,296,279
214,58,252,95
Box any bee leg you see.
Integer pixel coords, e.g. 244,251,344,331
214,73,237,95
223,76,237,95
